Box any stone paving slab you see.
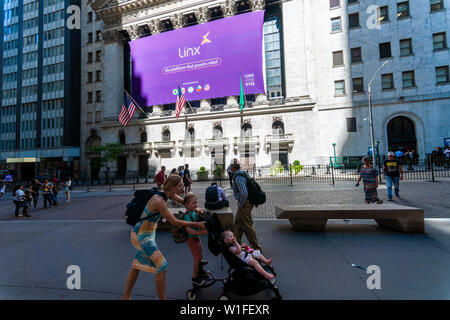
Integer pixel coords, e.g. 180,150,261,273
0,219,449,300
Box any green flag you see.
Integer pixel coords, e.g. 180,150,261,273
239,73,245,111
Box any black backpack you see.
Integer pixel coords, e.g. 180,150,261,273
205,212,224,256
205,185,219,203
233,172,266,205
170,211,194,244
125,187,167,226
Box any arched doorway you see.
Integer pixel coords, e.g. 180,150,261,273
387,116,417,152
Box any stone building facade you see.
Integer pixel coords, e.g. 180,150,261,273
81,0,450,179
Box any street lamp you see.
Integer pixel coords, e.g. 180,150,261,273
332,143,337,166
367,60,389,166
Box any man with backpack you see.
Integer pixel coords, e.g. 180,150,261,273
205,182,229,210
229,158,264,252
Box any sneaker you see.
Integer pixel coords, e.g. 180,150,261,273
388,198,393,201
395,193,400,198
192,277,205,286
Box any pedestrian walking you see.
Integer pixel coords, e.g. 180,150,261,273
227,165,233,188
356,156,383,204
30,178,41,208
183,164,192,194
121,175,206,300
51,175,60,206
13,185,31,217
444,146,450,167
383,151,404,201
154,166,166,190
41,178,54,208
169,168,178,176
63,176,72,201
229,158,262,251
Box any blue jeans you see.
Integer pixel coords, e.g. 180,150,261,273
386,176,400,198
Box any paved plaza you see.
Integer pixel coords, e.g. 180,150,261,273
0,180,449,300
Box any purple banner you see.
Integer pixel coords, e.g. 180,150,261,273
129,10,265,106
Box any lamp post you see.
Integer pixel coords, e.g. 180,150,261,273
368,60,389,166
332,143,337,166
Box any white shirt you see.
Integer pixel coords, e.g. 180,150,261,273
15,189,25,201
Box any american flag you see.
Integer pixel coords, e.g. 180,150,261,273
175,84,186,119
118,93,136,126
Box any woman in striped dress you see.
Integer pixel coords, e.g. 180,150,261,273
356,156,383,204
121,175,206,300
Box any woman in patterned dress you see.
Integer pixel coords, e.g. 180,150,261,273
121,175,206,300
356,156,383,204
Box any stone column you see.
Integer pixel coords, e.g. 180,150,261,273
148,19,161,35
170,13,185,29
249,0,265,11
102,30,125,119
199,99,211,111
254,93,269,106
225,96,239,109
152,105,163,116
221,0,237,17
195,7,209,24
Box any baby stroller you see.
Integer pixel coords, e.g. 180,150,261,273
186,213,282,300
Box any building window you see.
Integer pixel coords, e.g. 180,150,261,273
397,1,410,19
431,0,444,12
334,80,345,96
264,9,284,99
348,13,360,29
272,121,284,135
330,0,340,9
87,92,93,103
379,42,392,59
402,71,415,88
186,127,195,140
96,70,101,82
400,39,413,56
119,132,126,145
87,112,93,124
433,32,447,51
348,0,358,4
436,66,450,83
351,47,362,63
332,51,344,67
95,50,101,62
242,123,252,137
382,74,394,90
140,131,147,142
352,78,364,94
346,117,357,132
162,129,170,142
87,52,93,64
88,12,93,23
331,17,342,32
95,91,102,102
87,72,93,83
95,111,101,123
88,32,93,44
379,6,389,22
212,126,223,138
96,30,101,42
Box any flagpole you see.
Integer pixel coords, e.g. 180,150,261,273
124,89,148,118
240,70,244,139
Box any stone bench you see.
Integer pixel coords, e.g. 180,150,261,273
157,207,235,230
276,204,424,233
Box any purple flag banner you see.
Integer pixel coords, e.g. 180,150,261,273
129,10,265,106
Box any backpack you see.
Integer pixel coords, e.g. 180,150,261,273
125,187,166,227
205,185,219,203
171,211,194,244
233,172,266,205
205,212,224,256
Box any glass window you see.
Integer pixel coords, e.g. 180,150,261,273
400,39,413,56
264,11,284,99
402,71,415,88
379,42,392,59
436,66,449,83
333,51,344,67
379,6,389,22
382,74,394,90
331,17,342,32
334,80,345,95
348,13,360,28
352,78,364,93
397,1,410,19
330,0,340,8
431,0,444,12
433,32,447,50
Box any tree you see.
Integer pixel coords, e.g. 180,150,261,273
88,143,125,170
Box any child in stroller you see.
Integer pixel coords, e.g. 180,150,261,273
186,212,281,300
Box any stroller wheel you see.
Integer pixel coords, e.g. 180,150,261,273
186,289,198,301
218,294,229,300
